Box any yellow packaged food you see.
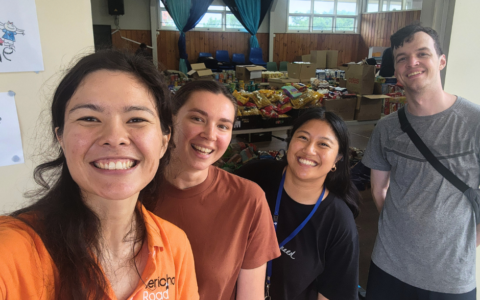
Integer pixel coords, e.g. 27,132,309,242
233,90,250,105
236,108,242,116
259,89,275,98
290,90,318,109
242,106,261,116
252,91,272,108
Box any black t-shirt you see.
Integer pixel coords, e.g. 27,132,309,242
235,159,359,300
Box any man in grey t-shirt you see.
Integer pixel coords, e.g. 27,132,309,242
363,24,479,300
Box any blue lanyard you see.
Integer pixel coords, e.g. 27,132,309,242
265,171,326,289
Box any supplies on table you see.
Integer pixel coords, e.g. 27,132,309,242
345,63,376,95
235,65,266,82
355,95,391,121
268,78,299,89
287,62,316,81
323,95,357,121
310,50,339,69
187,63,214,80
384,92,406,115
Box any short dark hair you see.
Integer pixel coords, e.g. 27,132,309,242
285,108,360,218
172,80,238,116
391,23,444,56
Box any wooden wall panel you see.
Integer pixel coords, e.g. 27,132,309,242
157,31,269,70
358,10,421,61
273,33,360,66
112,30,268,71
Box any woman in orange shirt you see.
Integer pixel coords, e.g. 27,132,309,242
0,50,199,300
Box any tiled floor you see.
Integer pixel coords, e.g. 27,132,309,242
233,122,379,289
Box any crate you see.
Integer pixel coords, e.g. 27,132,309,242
233,115,262,130
261,116,293,128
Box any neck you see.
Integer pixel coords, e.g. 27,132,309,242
165,158,209,190
405,85,456,116
84,194,140,258
283,167,328,205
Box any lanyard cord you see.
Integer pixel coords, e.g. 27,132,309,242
266,171,326,287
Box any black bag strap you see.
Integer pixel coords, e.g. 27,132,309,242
398,107,470,193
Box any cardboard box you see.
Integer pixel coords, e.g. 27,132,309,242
310,50,327,69
339,78,347,88
346,64,376,95
236,65,266,81
268,78,300,89
373,82,383,95
324,97,357,121
355,95,390,121
287,63,316,80
294,54,311,62
187,63,214,79
326,50,339,69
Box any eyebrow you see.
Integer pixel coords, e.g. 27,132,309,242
395,47,432,59
189,108,234,124
68,104,103,114
296,130,335,143
124,106,156,116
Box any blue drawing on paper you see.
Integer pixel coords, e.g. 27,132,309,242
0,21,25,62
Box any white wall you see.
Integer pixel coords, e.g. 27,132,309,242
0,0,94,213
91,0,270,33
443,0,480,297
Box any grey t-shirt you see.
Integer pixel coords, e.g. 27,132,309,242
362,96,480,294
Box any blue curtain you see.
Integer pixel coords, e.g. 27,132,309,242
223,0,273,48
236,0,260,48
162,0,213,73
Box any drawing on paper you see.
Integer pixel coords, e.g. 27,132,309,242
0,21,25,62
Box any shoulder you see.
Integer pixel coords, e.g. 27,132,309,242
453,97,480,121
235,159,285,186
375,111,400,130
0,216,41,250
215,166,266,198
144,210,189,244
320,195,358,236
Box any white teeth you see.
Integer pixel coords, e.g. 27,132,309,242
408,71,422,77
94,160,135,170
192,144,213,154
299,158,317,166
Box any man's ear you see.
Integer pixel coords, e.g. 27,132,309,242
55,127,64,149
439,54,447,71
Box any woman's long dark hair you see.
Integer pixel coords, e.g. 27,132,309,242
9,50,174,300
285,108,360,218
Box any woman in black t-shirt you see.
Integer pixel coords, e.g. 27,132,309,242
235,108,360,300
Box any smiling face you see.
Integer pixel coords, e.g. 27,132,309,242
286,119,340,183
172,91,235,173
393,31,446,93
57,70,170,202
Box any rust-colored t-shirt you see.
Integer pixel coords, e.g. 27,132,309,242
154,165,281,300
0,205,199,300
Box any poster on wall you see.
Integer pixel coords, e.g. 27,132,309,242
0,92,24,167
0,0,44,73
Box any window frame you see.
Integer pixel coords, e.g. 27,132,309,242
287,0,360,34
363,0,422,13
158,3,247,32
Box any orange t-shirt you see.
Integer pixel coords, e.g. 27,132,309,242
0,205,199,300
154,166,281,300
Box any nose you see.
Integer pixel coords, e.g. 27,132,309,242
406,55,419,68
98,118,130,147
201,123,217,141
303,141,316,155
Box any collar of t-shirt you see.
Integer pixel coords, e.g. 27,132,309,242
162,165,219,199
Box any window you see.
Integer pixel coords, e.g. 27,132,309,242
365,0,422,13
159,3,246,32
288,0,360,33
